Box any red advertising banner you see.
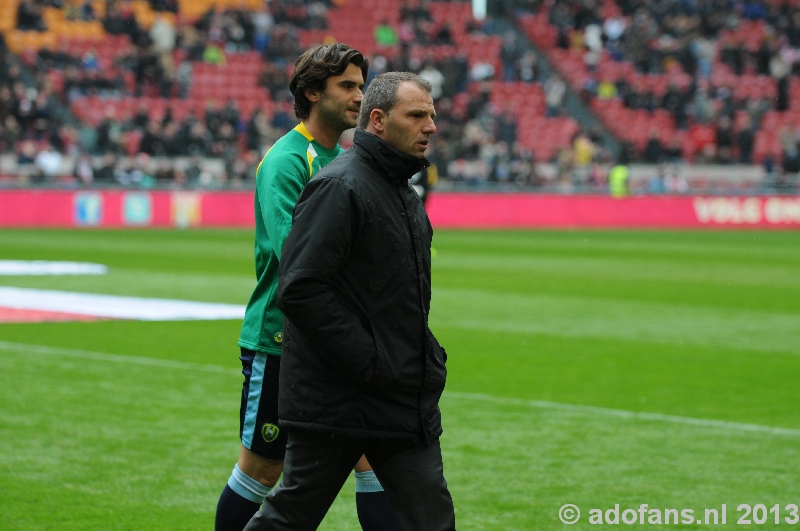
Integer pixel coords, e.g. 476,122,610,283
1,190,799,228
426,193,800,228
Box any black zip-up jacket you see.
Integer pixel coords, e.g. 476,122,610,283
276,129,447,444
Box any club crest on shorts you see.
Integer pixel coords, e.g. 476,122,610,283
274,332,283,343
262,423,280,443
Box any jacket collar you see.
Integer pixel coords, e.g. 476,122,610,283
353,129,430,185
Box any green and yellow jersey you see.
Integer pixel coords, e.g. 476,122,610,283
239,122,343,355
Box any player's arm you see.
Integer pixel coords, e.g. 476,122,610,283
257,153,308,259
277,177,380,386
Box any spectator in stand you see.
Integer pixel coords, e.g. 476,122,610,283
0,86,12,122
1,116,21,153
418,62,444,101
154,160,176,183
495,108,518,147
204,98,223,135
689,83,716,124
219,99,241,130
500,30,521,81
96,107,124,154
736,114,755,164
3,62,23,93
544,75,565,117
17,139,37,166
38,40,79,70
246,108,272,152
35,142,63,180
211,121,238,158
779,126,800,182
180,26,206,61
150,0,179,13
438,52,468,97
643,128,664,164
661,82,688,129
139,119,164,156
516,50,538,83
770,48,791,112
596,79,617,99
161,121,185,156
16,0,45,31
270,99,297,133
714,116,735,165
204,40,227,65
73,153,94,185
691,36,715,79
229,148,260,184
263,27,301,64
259,62,290,100
583,23,603,72
603,14,626,47
663,137,684,164
251,9,274,52
374,20,400,47
432,22,453,45
469,60,495,82
184,155,204,185
150,15,177,54
94,152,118,183
81,50,101,73
185,121,213,156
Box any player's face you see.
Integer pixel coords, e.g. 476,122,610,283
382,82,436,159
317,62,365,134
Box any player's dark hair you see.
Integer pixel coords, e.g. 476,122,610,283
289,43,369,120
357,72,432,129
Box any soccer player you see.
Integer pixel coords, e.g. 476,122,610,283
215,43,401,531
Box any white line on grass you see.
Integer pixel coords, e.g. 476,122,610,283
0,340,239,376
445,391,800,438
0,260,108,275
3,340,799,439
0,287,246,320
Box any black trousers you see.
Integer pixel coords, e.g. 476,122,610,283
243,430,456,531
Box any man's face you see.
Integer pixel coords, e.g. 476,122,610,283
382,82,437,159
316,62,365,134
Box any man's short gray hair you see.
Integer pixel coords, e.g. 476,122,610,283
357,72,432,129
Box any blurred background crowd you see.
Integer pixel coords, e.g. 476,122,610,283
1,0,799,194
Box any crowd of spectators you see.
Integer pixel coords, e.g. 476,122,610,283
1,0,564,189
541,0,800,173
5,0,800,192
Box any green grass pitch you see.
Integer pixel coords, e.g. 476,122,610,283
1,228,799,530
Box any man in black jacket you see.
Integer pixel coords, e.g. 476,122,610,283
244,72,455,531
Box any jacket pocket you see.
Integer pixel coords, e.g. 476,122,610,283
363,347,398,391
425,327,447,391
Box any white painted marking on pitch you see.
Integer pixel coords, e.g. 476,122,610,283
0,287,245,321
0,260,108,275
0,341,238,375
1,340,797,439
445,391,800,438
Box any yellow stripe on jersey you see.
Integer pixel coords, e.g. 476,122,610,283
255,122,315,180
294,122,314,141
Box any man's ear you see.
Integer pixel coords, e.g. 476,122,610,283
370,109,386,133
304,87,319,103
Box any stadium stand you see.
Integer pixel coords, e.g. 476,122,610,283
0,0,798,193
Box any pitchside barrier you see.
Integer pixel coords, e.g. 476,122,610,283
1,190,799,228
